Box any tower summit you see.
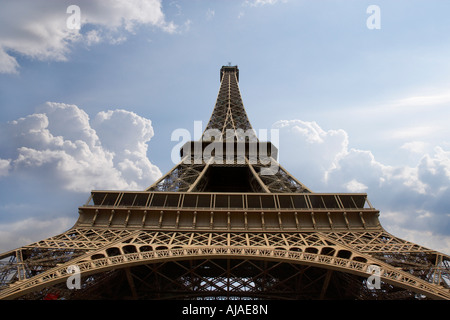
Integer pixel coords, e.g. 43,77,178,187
0,66,449,300
148,65,310,194
205,65,251,135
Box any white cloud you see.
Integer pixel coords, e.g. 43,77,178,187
344,179,368,193
0,159,11,177
85,29,102,46
0,46,20,74
0,0,177,74
0,216,74,253
401,141,428,154
92,108,162,188
417,147,450,196
0,103,162,252
273,119,349,186
274,119,450,254
0,102,161,192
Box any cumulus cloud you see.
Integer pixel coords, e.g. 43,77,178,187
274,119,450,254
0,0,177,74
92,108,161,188
273,119,348,187
0,102,161,192
0,103,163,252
344,179,368,193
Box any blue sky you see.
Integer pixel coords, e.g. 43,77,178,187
0,0,450,254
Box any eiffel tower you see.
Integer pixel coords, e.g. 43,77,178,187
1,65,449,300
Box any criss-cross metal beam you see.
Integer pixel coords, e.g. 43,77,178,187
1,65,449,300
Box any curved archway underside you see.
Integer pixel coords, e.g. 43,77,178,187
1,228,449,300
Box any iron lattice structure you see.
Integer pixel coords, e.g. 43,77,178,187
0,66,449,300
